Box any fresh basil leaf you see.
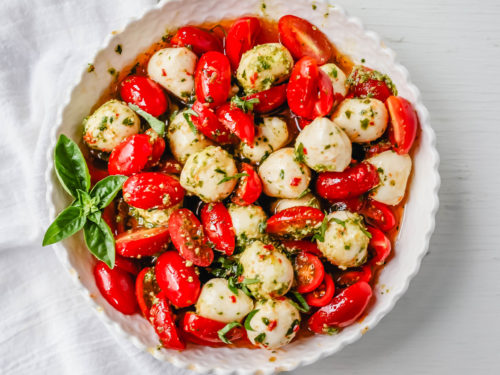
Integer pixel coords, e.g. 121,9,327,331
90,175,127,209
128,103,166,136
83,217,115,268
244,309,260,331
228,277,239,295
288,291,310,313
297,188,311,199
217,322,242,344
217,173,248,185
230,96,260,113
54,134,90,197
312,216,329,243
183,109,199,135
42,205,86,246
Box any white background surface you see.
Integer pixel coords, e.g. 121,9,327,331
0,0,499,374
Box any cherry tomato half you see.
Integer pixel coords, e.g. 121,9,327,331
119,75,168,117
216,102,255,146
144,129,166,169
367,226,392,266
200,203,235,256
195,51,231,108
244,84,287,114
305,273,335,307
182,312,244,344
335,265,372,288
294,251,325,294
282,240,323,257
226,17,261,70
191,100,234,144
135,267,161,318
115,227,170,258
266,206,325,238
386,96,419,155
108,134,153,176
348,66,393,103
149,293,186,350
231,163,262,206
171,26,223,56
362,199,396,232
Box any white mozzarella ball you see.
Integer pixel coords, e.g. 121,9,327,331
258,148,311,199
270,193,320,214
147,47,197,101
239,241,294,299
196,278,254,323
227,204,267,243
240,117,289,164
129,204,180,228
332,98,388,143
180,146,238,202
295,117,352,172
82,100,140,152
317,211,370,269
320,63,348,100
236,43,293,94
167,110,213,164
246,298,300,349
366,150,412,205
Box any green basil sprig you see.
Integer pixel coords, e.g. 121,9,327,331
43,134,127,268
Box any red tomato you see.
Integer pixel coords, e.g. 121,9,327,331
386,96,418,155
115,227,170,258
195,51,231,108
108,134,153,176
364,140,393,158
87,159,109,186
170,26,223,56
316,163,380,201
225,17,261,70
155,251,201,308
266,206,325,238
367,226,391,266
101,201,117,234
122,172,184,210
362,199,396,232
182,331,223,347
216,102,255,145
335,265,372,288
282,240,323,257
294,251,325,294
157,158,182,175
114,254,140,276
231,163,262,206
168,209,214,267
182,312,244,344
244,84,287,113
135,267,161,318
308,281,373,333
348,66,393,102
144,129,166,168
94,261,138,315
191,100,234,144
200,203,235,256
329,196,365,213
149,293,186,350
119,75,168,117
278,15,332,65
305,273,335,307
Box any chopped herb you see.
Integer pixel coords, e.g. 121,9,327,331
108,67,116,76
332,218,346,227
244,309,260,331
122,117,134,126
298,188,311,199
286,319,300,336
312,4,317,10
128,103,166,136
345,110,352,119
359,224,372,239
324,326,339,335
183,109,199,135
288,291,310,313
295,143,306,163
129,62,140,75
115,44,122,54
218,173,248,185
217,322,242,344
361,58,366,63
262,317,270,325
312,215,328,242
215,167,226,174
279,169,284,179
230,96,260,113
258,221,267,234
87,63,95,73
360,118,370,130
254,332,266,344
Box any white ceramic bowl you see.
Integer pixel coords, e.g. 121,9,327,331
44,0,440,373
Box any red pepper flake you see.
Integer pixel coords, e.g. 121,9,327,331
267,320,277,331
290,177,302,186
230,295,237,303
162,68,167,77
263,244,274,251
250,72,259,85
302,147,308,155
237,275,244,283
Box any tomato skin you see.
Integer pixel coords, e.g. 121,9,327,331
364,140,393,158
191,100,234,144
94,261,138,315
119,75,168,117
362,200,396,232
102,201,117,234
149,293,186,350
329,196,365,213
225,17,261,70
316,163,380,201
157,158,183,175
367,226,392,266
115,227,170,258
155,251,201,308
200,203,235,256
108,134,153,176
294,251,325,294
114,255,140,276
216,103,255,146
352,79,392,102
231,163,262,206
195,51,231,108
278,15,332,65
305,273,335,307
168,209,214,267
335,265,372,288
308,281,372,333
386,96,418,155
144,129,166,168
244,84,287,113
87,159,109,186
182,312,244,343
135,267,161,318
122,172,184,210
266,206,325,237
282,240,323,257
170,26,223,56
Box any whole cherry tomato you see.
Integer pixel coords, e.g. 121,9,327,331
362,199,396,232
329,196,365,213
144,129,166,168
115,227,170,258
200,203,235,256
122,172,184,210
119,75,168,117
216,102,255,146
278,15,332,65
155,251,201,308
231,163,262,206
108,134,153,176
335,265,372,288
157,158,183,175
168,209,214,267
348,66,394,102
316,163,380,201
149,293,186,350
294,251,325,294
94,261,138,315
171,26,223,56
182,312,244,344
135,267,161,318
195,51,231,108
225,17,261,70
191,100,234,144
282,240,323,257
244,84,287,113
367,226,392,265
305,273,335,307
308,281,373,333
386,96,418,155
266,206,325,238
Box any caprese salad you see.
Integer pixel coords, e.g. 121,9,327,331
44,14,418,351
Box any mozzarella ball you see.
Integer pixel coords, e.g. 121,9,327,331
236,43,293,94
129,204,180,228
147,47,197,101
320,63,348,99
82,100,140,152
332,98,388,143
239,241,294,299
167,110,213,164
317,211,370,269
295,117,352,172
240,117,289,164
180,146,238,202
258,148,311,198
196,278,254,323
227,204,267,243
366,151,412,205
270,193,320,214
246,298,300,349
